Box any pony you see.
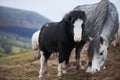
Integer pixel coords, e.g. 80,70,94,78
74,0,119,74
31,30,40,60
38,10,86,78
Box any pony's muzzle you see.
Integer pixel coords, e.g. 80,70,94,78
74,37,81,42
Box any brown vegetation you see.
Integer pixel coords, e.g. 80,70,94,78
0,42,120,80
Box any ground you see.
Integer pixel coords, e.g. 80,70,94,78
0,43,120,80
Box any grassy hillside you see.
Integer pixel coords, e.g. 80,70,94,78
0,31,31,53
0,6,51,53
0,43,120,80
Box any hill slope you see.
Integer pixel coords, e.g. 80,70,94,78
0,6,50,53
0,6,50,29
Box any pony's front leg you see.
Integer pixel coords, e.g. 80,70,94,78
62,51,72,74
57,62,63,77
43,61,50,77
57,50,66,77
57,62,68,77
75,41,86,70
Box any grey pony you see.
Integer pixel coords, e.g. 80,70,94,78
74,0,119,73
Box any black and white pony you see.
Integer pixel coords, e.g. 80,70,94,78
74,0,119,74
38,10,86,78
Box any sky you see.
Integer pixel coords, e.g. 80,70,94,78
0,0,120,22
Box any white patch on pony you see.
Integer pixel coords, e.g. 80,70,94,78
62,62,67,74
91,53,100,74
73,19,83,42
57,63,63,77
39,51,45,78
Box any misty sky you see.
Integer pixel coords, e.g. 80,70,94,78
0,0,120,21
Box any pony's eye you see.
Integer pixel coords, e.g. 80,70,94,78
100,52,103,55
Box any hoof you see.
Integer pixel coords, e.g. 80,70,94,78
62,70,67,74
57,72,62,77
39,75,43,79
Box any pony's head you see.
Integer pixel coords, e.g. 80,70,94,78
86,35,108,74
64,10,86,42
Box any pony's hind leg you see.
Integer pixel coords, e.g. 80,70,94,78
39,51,45,79
39,50,51,78
43,52,52,75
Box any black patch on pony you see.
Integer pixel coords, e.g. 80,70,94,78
64,10,86,24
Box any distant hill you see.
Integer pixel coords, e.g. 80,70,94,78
0,6,51,53
0,6,50,29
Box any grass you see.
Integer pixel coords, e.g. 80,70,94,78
0,49,33,65
0,43,120,80
0,50,88,80
0,49,40,80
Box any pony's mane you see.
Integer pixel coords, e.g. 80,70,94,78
86,0,109,37
63,10,86,23
88,34,101,61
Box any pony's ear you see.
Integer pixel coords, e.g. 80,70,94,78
89,36,93,41
82,11,86,21
100,36,104,44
